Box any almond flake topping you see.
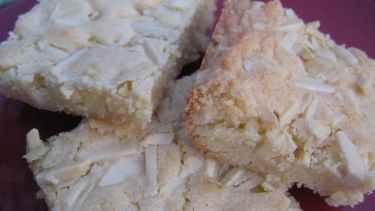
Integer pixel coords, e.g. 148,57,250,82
74,180,96,208
220,167,245,187
204,159,219,178
66,180,89,207
335,46,358,64
235,175,263,191
99,158,144,187
43,160,91,182
304,97,319,122
336,131,366,188
77,144,139,162
36,173,59,185
145,145,158,196
277,22,304,32
294,78,336,93
51,49,87,79
143,38,165,66
132,22,180,43
24,129,49,162
316,48,336,62
280,33,298,53
141,132,174,146
285,8,298,19
279,100,300,127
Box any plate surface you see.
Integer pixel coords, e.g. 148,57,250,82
0,0,374,210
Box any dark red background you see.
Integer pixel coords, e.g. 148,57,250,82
0,0,374,210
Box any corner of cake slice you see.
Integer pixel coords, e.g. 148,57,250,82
24,73,300,211
186,0,375,207
0,0,216,128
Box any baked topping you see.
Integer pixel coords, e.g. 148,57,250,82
141,132,175,146
220,167,246,187
99,158,144,187
280,33,298,53
294,78,336,93
66,180,90,207
76,144,139,162
24,129,49,162
145,145,158,196
336,131,366,188
204,158,219,178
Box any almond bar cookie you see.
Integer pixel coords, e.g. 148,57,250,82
186,0,375,207
24,74,300,211
0,0,215,127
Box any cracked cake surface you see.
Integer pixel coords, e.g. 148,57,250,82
25,74,300,211
186,0,375,207
0,0,215,128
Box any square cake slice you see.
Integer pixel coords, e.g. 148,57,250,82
0,0,215,127
186,0,375,207
24,74,300,211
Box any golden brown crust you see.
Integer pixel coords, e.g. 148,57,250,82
185,0,252,136
200,0,252,68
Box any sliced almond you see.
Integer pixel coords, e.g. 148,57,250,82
277,22,304,33
334,46,358,64
43,45,69,58
204,159,219,178
143,38,165,66
280,32,298,54
24,129,49,162
59,85,74,99
299,48,315,61
66,180,89,207
235,175,263,191
279,100,300,128
336,131,366,187
51,49,87,79
25,129,44,149
294,78,336,93
99,158,144,187
36,173,59,185
262,181,275,191
308,120,330,141
220,167,245,187
304,97,319,123
76,144,139,162
285,8,298,19
75,179,96,208
43,160,91,182
145,145,158,196
141,133,174,146
316,48,336,62
132,22,180,43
